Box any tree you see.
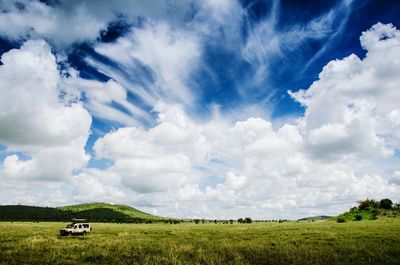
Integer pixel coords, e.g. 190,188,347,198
358,199,379,210
244,217,252,224
379,198,393,210
193,219,200,224
237,218,244,223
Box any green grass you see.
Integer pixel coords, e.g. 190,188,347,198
0,219,399,265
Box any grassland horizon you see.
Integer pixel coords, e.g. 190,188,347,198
1,218,399,265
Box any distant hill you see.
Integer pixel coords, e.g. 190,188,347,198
297,215,332,222
58,202,158,221
0,202,162,223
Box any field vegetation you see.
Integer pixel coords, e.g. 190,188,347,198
1,199,400,264
1,219,399,265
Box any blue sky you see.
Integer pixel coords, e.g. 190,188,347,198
0,0,399,219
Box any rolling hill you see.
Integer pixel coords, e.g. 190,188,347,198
297,215,332,222
333,199,400,222
0,202,162,223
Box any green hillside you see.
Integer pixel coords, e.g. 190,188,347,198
58,202,158,220
0,205,69,222
333,198,400,222
0,203,162,223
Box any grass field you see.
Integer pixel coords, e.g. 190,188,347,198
1,219,399,265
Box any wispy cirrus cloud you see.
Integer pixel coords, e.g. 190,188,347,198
242,0,354,88
94,22,202,109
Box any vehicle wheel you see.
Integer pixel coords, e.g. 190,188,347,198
83,231,87,236
69,232,72,236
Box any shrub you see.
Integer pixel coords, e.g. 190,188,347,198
237,218,244,223
350,207,358,212
355,214,362,221
193,219,200,224
337,218,345,223
371,209,378,220
244,217,252,224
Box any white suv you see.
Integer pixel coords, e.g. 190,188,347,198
60,222,91,236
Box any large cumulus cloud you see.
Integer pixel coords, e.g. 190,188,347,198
82,23,400,219
0,40,91,182
1,19,399,219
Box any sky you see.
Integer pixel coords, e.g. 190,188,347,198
0,0,400,219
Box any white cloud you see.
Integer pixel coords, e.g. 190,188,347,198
70,169,125,202
0,0,104,47
89,101,398,218
83,23,400,218
0,0,201,48
60,71,151,126
1,18,399,220
0,40,91,182
290,23,400,160
0,0,231,48
94,22,201,107
93,102,209,193
0,40,91,147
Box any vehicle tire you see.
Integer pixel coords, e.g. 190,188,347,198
83,231,87,236
69,232,72,236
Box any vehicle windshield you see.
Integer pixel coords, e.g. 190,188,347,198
66,224,74,228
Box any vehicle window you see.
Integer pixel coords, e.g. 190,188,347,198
74,226,77,229
79,225,82,228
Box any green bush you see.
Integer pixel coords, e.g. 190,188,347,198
371,209,379,220
355,214,362,221
337,218,345,223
